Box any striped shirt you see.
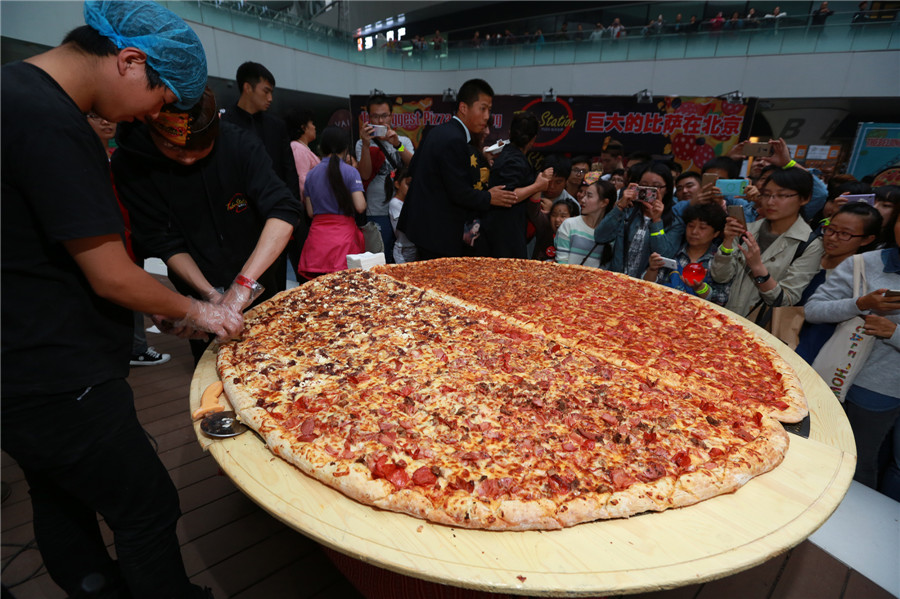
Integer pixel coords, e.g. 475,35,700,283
555,217,606,268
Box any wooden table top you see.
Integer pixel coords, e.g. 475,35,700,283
190,310,856,597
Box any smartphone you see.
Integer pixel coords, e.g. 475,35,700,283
659,257,678,271
726,204,747,228
636,186,659,203
843,194,876,206
885,290,900,298
371,124,388,137
715,179,749,197
743,142,773,157
701,173,719,188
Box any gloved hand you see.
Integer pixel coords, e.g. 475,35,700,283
221,275,265,314
153,298,244,342
180,297,244,342
204,286,225,305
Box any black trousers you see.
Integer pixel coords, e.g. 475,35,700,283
2,379,202,599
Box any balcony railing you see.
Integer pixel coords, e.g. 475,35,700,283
164,1,899,71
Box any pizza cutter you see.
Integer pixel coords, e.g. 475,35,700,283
200,411,249,438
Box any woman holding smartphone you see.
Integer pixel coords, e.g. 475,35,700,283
796,203,882,362
710,167,824,317
804,215,900,499
592,161,677,277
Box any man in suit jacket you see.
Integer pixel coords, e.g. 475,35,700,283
398,79,517,259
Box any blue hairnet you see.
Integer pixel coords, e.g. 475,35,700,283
83,1,207,109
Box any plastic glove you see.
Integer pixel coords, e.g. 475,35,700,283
221,275,265,314
205,286,225,305
150,313,209,340
178,298,244,342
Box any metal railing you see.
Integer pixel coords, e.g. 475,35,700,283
164,1,899,71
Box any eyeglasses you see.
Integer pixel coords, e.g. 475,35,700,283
369,112,392,122
821,226,868,241
86,112,110,123
572,168,588,175
759,192,799,201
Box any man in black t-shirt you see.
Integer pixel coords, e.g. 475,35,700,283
221,61,304,281
1,3,241,598
220,62,300,196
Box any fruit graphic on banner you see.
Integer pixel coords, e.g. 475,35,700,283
662,97,747,173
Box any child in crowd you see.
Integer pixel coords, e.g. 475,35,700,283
556,174,615,268
529,197,579,261
645,203,731,305
388,167,417,264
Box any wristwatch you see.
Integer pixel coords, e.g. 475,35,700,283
753,273,771,285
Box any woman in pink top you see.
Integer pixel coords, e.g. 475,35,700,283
286,108,320,198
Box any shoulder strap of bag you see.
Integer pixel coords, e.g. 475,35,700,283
790,229,819,263
753,228,819,315
374,138,402,171
852,253,868,299
580,242,601,266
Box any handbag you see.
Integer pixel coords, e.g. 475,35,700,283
746,291,805,348
768,306,806,349
359,221,385,254
811,254,876,402
745,230,819,348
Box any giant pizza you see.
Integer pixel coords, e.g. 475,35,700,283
217,258,806,531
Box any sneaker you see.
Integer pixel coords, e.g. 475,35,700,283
130,347,171,366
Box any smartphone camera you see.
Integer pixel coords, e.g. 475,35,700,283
743,143,774,158
636,186,659,203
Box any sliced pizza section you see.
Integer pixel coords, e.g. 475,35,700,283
219,268,788,530
375,258,807,423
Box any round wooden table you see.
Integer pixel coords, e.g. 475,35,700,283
189,314,855,597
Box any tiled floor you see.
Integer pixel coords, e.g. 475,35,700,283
2,326,896,599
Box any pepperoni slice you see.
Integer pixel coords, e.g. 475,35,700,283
412,466,438,486
387,467,410,489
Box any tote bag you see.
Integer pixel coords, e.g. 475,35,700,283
745,230,819,348
746,294,806,349
811,254,875,402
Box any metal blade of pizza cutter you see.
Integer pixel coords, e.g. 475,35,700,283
200,411,249,438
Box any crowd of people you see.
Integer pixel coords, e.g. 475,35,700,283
382,1,888,54
1,2,898,598
340,79,896,507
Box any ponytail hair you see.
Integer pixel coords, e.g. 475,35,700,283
319,127,354,216
384,165,411,200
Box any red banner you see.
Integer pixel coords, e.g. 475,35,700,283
350,94,756,172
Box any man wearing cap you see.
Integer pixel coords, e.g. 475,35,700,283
113,87,303,364
1,2,237,597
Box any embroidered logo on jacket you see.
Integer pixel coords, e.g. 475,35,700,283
227,194,248,213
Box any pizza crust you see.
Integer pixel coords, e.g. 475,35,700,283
217,262,799,530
